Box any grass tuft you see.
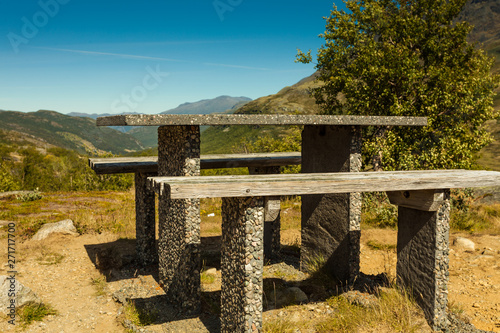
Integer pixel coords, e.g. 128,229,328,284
36,251,65,265
91,275,108,296
16,189,43,202
362,192,398,229
123,301,157,327
19,303,58,328
200,270,216,285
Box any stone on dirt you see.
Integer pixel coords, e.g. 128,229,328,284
453,237,476,251
0,275,41,314
31,219,79,241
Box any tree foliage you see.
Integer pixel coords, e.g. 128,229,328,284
240,126,302,173
297,0,499,170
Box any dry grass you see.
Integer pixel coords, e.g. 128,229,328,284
0,190,137,240
90,274,108,296
263,318,295,333
366,240,397,251
316,287,427,333
280,196,301,231
36,250,65,265
451,202,500,234
200,197,222,236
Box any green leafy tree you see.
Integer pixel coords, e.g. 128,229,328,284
0,162,20,192
297,0,499,170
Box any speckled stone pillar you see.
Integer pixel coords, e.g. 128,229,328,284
221,197,264,333
396,190,450,331
135,171,157,266
249,166,281,260
301,125,362,285
157,125,201,313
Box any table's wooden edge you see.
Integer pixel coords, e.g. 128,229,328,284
96,114,428,127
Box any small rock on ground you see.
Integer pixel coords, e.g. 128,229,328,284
0,275,41,314
453,237,476,251
32,219,79,241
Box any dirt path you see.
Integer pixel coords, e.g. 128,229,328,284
0,226,498,332
1,233,124,332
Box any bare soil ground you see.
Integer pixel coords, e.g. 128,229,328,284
0,193,498,332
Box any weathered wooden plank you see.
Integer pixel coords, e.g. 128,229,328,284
149,170,500,199
89,152,301,174
89,157,158,174
96,114,428,127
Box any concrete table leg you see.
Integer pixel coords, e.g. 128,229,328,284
135,171,157,266
221,197,264,333
157,125,201,314
396,190,451,331
301,125,362,284
249,166,281,260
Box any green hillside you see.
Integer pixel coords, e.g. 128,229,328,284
459,0,500,109
234,73,321,115
459,0,500,169
0,128,133,192
0,110,143,155
200,73,321,154
459,0,500,63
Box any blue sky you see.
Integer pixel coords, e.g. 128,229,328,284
1,0,345,114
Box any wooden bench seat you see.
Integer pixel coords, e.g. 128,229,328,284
150,169,500,199
149,169,500,332
89,152,301,174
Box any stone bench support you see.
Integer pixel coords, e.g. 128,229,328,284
301,125,362,284
249,166,281,260
221,197,264,333
134,171,157,266
157,125,201,314
388,189,451,331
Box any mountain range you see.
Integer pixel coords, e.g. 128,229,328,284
0,110,143,155
67,96,250,121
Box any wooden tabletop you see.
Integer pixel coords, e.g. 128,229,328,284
96,114,428,127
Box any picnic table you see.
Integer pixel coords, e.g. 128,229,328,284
98,113,481,332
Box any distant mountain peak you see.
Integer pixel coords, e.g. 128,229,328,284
161,96,252,115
